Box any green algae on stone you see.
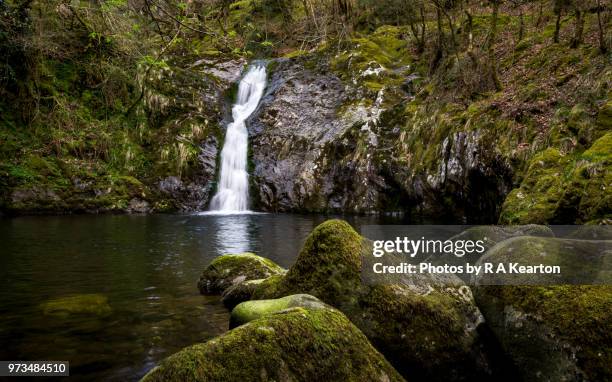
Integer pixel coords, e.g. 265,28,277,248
221,274,288,309
197,253,285,295
141,307,405,382
41,294,112,318
230,294,328,328
276,219,364,307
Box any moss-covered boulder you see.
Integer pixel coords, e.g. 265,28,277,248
259,219,492,381
274,219,364,309
473,236,611,285
41,294,112,318
230,294,328,328
141,306,405,382
428,225,555,277
473,285,612,381
197,253,285,295
472,236,612,381
222,274,288,310
567,225,612,240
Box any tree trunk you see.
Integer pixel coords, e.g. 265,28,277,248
536,0,544,27
430,7,444,71
553,9,562,43
518,7,524,42
596,0,607,53
488,1,502,91
570,6,584,48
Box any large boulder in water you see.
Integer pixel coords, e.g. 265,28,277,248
474,285,612,381
472,236,612,381
197,253,285,295
141,306,405,382
255,219,492,381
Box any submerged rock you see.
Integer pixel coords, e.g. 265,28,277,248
230,294,328,328
253,219,492,381
41,294,112,318
141,306,405,382
197,253,285,295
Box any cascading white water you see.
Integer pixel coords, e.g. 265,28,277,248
209,65,267,212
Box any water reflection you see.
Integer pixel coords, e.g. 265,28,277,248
213,214,253,254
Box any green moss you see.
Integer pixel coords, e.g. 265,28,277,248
230,294,329,328
142,307,405,382
41,294,112,318
243,220,489,380
500,134,612,224
474,284,612,381
277,219,364,305
198,253,285,295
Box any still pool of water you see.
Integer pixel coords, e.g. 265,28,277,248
0,213,404,381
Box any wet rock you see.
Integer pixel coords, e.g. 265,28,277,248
141,306,405,382
230,294,328,328
127,198,151,214
248,58,512,220
197,253,285,295
157,136,218,211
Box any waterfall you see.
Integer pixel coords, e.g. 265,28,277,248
209,64,267,212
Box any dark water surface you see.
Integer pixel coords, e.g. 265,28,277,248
0,213,400,381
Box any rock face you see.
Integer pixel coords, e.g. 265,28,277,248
250,219,493,381
247,54,513,221
230,294,328,328
141,306,405,382
197,253,285,295
157,136,218,212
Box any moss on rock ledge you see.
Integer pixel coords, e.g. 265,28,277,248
499,133,612,224
197,253,285,295
141,307,405,382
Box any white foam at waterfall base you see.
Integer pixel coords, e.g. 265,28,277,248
207,65,267,213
